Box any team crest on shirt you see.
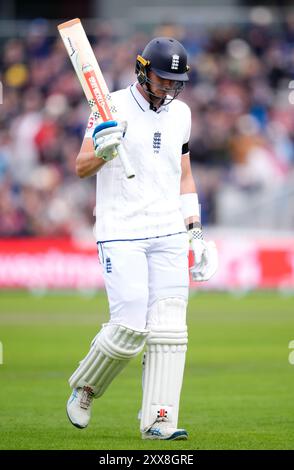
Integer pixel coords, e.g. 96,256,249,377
153,132,161,154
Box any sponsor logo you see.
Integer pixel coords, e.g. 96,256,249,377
87,115,95,129
67,37,76,57
150,428,162,436
89,76,104,107
157,408,168,418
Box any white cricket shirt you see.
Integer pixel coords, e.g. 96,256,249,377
84,83,191,242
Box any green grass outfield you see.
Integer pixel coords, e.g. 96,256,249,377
0,291,294,450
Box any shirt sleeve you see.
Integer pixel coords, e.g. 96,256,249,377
182,142,189,154
183,105,192,145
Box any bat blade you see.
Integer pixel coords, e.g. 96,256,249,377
58,18,135,178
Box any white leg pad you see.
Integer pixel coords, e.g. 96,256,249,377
140,298,188,432
69,323,148,397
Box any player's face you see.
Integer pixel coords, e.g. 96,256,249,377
148,71,182,99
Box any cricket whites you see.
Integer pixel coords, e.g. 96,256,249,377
58,18,135,179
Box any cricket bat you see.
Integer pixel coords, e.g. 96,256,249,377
58,18,135,179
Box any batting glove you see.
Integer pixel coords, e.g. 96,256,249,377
92,120,127,161
189,223,218,282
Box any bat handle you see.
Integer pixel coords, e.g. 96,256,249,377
118,144,135,179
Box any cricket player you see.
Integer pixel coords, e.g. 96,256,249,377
66,37,218,440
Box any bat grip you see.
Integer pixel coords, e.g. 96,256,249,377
118,144,135,179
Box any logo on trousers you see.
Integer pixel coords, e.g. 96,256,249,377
106,257,112,273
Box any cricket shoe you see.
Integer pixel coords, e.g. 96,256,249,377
142,418,188,440
66,386,94,429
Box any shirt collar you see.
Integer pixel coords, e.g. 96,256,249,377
129,82,169,113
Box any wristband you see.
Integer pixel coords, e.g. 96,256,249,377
180,193,200,219
187,221,202,231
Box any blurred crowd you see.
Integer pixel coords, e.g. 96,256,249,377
1,12,294,238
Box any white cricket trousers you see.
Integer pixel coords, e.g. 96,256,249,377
97,232,189,330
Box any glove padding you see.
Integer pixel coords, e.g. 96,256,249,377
92,120,127,161
190,239,218,282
